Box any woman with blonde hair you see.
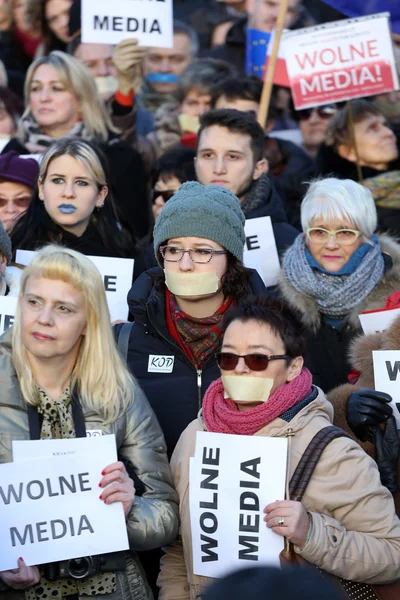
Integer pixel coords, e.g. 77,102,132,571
0,244,179,599
7,51,151,239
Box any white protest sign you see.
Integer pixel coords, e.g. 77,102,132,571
189,431,287,578
81,0,173,47
0,435,128,571
16,250,134,322
283,13,399,109
372,350,400,428
12,433,117,462
243,217,280,288
0,296,18,334
359,307,400,335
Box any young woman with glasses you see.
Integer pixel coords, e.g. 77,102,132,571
157,294,400,599
279,177,400,393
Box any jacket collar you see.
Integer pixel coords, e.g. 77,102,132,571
0,330,27,412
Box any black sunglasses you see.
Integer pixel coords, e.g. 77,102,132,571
152,189,177,203
217,352,290,371
297,105,337,121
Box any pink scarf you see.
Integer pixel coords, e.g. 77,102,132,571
202,369,313,436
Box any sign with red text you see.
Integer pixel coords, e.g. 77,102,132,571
0,435,128,571
372,351,400,429
283,13,399,109
190,431,287,578
359,307,400,335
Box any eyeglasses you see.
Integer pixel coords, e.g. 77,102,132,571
152,190,177,203
297,105,337,121
306,227,363,245
160,246,227,264
217,352,290,371
0,196,31,208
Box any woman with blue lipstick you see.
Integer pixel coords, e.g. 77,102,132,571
10,138,149,280
279,178,400,393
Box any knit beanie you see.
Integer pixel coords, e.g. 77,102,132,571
0,151,39,189
0,219,12,263
153,181,246,264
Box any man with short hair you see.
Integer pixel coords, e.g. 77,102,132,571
195,109,299,253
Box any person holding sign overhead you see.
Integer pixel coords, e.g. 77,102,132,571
279,177,400,393
0,245,178,599
10,138,149,281
158,294,400,599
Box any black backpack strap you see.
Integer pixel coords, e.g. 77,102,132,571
116,322,134,362
289,425,351,502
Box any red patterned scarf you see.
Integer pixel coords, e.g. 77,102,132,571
166,289,232,369
202,369,313,436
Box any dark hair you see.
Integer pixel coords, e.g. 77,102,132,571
210,76,263,108
26,0,68,54
155,252,251,299
153,146,196,186
176,58,237,104
223,294,306,358
0,87,24,126
173,19,199,56
10,141,136,258
326,99,382,148
197,109,265,163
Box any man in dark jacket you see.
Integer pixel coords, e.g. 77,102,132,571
195,109,299,254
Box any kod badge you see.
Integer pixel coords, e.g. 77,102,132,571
148,355,175,373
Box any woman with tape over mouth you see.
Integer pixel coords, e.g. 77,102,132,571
0,244,179,600
115,181,266,459
157,294,400,600
9,138,149,282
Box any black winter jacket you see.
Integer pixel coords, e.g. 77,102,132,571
117,267,266,457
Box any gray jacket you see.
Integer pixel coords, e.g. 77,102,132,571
0,332,179,599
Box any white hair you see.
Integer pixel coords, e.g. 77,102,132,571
301,178,377,239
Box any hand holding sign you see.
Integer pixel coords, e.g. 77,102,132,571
264,500,310,548
347,390,393,442
113,38,146,95
99,461,136,517
0,558,40,591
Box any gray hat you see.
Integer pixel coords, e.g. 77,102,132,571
153,181,246,264
0,220,11,263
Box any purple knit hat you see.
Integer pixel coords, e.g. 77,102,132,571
0,151,39,189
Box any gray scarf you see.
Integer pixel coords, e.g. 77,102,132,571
18,115,90,153
283,234,385,318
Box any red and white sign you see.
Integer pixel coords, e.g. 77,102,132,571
283,13,399,109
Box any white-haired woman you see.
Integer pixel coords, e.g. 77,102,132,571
0,245,179,600
279,177,400,393
8,51,151,239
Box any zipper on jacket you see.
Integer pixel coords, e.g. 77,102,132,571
197,369,202,409
284,427,294,552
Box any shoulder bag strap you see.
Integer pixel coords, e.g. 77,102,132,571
289,425,351,502
116,322,134,362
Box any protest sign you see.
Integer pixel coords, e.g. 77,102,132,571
0,435,128,571
12,432,117,461
16,250,134,322
243,217,280,288
372,350,400,428
190,431,287,578
246,30,289,87
359,307,400,335
81,0,173,47
282,13,399,109
0,296,18,334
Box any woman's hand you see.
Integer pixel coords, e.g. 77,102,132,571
99,461,136,517
264,500,311,548
0,557,40,589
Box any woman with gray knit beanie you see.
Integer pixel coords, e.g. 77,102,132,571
279,177,400,394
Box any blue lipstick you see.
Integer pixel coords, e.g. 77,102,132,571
58,204,77,214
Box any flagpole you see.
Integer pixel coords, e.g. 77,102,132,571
257,0,288,128
347,100,363,184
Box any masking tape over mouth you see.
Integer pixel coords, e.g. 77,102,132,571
222,375,274,403
164,270,219,296
94,76,119,96
147,73,179,83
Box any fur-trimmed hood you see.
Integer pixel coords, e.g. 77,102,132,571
279,233,400,331
1,265,22,297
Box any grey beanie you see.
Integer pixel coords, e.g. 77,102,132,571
0,220,11,263
153,181,246,264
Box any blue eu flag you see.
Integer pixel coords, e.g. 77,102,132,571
246,28,271,78
322,0,400,34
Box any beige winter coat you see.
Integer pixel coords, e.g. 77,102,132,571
157,389,400,600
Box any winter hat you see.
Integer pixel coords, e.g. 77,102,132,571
153,181,246,264
0,151,39,189
0,219,12,263
203,567,344,600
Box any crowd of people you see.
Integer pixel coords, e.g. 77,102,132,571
0,0,400,599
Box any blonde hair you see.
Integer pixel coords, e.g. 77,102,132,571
39,138,107,189
20,51,118,142
12,245,133,423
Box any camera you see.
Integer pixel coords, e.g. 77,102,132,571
43,552,126,580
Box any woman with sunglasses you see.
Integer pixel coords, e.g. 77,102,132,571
295,104,337,159
157,294,400,599
279,177,400,393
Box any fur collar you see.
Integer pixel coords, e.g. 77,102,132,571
2,266,22,297
279,233,400,331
